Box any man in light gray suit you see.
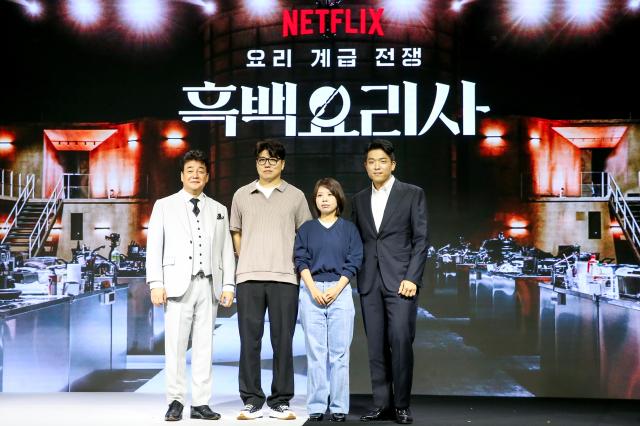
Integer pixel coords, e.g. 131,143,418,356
146,149,236,421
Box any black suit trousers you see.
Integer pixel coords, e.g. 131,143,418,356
236,281,299,408
360,268,417,409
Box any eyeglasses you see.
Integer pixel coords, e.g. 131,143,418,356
256,157,281,166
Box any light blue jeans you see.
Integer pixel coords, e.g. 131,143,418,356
299,280,355,414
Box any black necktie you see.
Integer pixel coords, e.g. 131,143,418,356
190,198,200,217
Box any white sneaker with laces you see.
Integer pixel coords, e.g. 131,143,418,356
269,404,296,420
237,404,263,420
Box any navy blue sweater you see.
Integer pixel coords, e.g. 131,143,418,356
294,217,363,282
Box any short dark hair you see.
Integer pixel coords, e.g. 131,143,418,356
255,139,286,160
365,139,395,161
313,177,346,217
180,149,209,171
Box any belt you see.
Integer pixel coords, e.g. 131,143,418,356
193,271,211,279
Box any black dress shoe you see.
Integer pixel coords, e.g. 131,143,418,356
308,413,324,422
330,413,347,422
191,405,221,420
360,407,393,422
165,400,183,421
395,408,413,424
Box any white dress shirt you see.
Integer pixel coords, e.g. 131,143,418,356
371,175,395,232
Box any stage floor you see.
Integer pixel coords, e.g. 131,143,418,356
0,392,307,425
1,393,638,425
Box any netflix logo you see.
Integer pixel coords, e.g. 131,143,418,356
282,8,384,37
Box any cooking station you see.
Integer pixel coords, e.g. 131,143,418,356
0,285,128,392
430,233,640,398
0,237,136,392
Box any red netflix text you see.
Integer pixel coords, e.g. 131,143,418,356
282,8,384,37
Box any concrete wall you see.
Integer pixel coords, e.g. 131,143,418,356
607,124,640,195
529,200,616,260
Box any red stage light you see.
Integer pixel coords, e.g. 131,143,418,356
508,218,528,229
0,133,14,144
166,129,184,139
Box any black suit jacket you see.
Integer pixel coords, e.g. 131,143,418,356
352,179,428,295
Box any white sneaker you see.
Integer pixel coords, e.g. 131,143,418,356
269,404,296,420
237,404,263,420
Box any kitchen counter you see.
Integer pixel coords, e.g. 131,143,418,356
538,283,640,398
0,284,128,392
0,295,70,318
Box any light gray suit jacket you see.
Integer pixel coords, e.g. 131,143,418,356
146,191,236,300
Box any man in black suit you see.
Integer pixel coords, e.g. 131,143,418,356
351,139,428,425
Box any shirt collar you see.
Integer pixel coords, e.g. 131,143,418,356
181,189,205,204
250,179,289,193
372,175,395,194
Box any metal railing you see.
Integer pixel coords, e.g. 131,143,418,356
521,172,610,199
62,173,149,199
580,172,608,198
0,174,35,244
1,169,33,198
28,175,65,258
608,175,640,255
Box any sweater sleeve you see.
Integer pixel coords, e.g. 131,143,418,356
341,222,363,279
294,222,312,273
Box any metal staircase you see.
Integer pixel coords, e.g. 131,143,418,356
2,201,52,255
608,175,640,261
1,173,64,257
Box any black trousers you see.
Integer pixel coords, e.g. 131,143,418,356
360,269,418,409
236,281,299,408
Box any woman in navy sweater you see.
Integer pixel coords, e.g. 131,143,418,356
294,177,363,422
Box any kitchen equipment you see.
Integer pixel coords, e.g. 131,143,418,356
0,289,22,300
616,267,640,298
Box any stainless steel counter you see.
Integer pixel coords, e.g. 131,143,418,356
598,295,640,398
468,270,548,354
0,296,71,392
539,284,601,397
119,275,164,354
0,285,128,392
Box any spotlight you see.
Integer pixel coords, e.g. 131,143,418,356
67,0,102,26
202,1,216,15
565,0,606,25
629,0,640,10
22,0,43,17
508,0,552,27
451,0,465,13
244,0,278,18
118,0,168,34
382,0,428,23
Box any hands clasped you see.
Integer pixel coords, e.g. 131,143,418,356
310,285,342,306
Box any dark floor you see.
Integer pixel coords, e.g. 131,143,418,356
303,394,640,425
70,369,161,392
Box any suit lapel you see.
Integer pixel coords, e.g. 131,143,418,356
174,193,192,237
362,188,378,236
203,194,218,244
378,180,404,234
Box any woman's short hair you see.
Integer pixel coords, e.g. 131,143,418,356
313,177,346,217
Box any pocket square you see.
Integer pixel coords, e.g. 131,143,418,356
217,213,224,219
